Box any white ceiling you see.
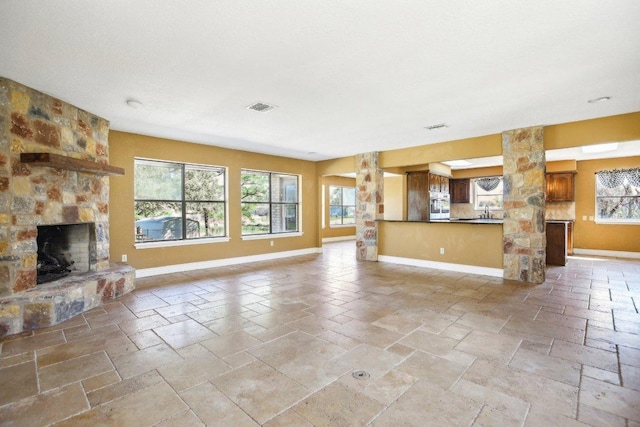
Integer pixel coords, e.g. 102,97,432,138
1,1,639,161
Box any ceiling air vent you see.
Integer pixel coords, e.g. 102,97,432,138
246,102,277,113
425,123,448,130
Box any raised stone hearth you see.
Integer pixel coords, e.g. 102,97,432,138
0,77,134,337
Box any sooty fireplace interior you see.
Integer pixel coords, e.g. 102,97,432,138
37,223,95,285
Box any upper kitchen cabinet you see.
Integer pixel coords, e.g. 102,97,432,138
450,178,470,203
428,172,449,193
546,172,576,202
407,172,430,221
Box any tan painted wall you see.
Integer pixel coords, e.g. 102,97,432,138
321,176,356,239
574,156,640,252
545,112,640,150
109,131,319,270
383,176,404,220
378,221,503,268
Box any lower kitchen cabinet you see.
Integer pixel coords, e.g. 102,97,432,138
546,221,573,265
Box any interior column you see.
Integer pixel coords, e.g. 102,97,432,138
502,126,546,283
355,152,383,261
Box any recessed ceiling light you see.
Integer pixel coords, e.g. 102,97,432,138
581,142,618,153
246,102,277,113
425,123,448,130
587,96,611,104
126,99,143,109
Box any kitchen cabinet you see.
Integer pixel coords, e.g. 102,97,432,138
428,172,449,193
450,178,470,203
546,221,574,265
546,172,576,202
407,172,430,221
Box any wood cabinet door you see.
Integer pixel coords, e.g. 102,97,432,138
407,172,430,221
450,179,470,203
546,173,575,202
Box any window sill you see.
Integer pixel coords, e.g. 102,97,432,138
135,237,230,249
241,232,303,241
594,220,640,225
329,224,356,228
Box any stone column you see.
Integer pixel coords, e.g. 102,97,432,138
355,152,383,261
502,127,546,284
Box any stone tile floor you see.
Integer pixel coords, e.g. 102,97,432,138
1,241,639,426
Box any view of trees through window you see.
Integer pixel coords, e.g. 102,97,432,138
474,177,503,210
134,159,226,242
596,168,640,222
329,186,356,225
241,170,299,235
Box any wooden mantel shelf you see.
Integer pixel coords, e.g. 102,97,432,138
20,153,125,176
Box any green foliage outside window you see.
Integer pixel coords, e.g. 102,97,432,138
134,159,226,242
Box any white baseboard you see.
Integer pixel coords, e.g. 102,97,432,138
572,248,640,260
322,236,356,243
136,247,322,278
378,255,503,278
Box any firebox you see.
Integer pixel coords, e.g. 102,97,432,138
36,223,96,285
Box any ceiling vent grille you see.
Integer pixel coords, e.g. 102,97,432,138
246,102,277,113
425,123,448,130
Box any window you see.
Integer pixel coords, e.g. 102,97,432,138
241,170,299,235
474,177,503,210
134,159,226,242
596,168,640,223
329,186,356,225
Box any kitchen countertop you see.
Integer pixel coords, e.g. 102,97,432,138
380,218,503,224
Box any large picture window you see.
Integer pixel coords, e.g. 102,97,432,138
329,186,356,225
474,177,503,210
241,170,299,235
596,168,640,223
134,159,226,242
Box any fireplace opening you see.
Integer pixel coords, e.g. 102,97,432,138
37,223,94,285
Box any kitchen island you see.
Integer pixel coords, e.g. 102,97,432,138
377,219,504,276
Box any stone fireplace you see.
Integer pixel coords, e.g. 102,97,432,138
37,223,95,284
0,77,135,337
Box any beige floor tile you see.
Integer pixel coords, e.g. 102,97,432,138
201,330,262,358
455,329,521,363
158,343,229,391
87,370,164,407
362,369,417,405
452,379,529,424
456,312,509,333
399,329,459,356
179,381,242,424
372,379,482,427
1,243,638,427
581,376,640,422
0,383,88,426
550,339,618,372
577,403,627,427
82,370,121,393
152,318,216,348
463,358,578,418
37,330,134,367
1,330,65,356
0,360,38,406
395,350,467,390
293,382,384,427
154,409,205,427
39,350,113,391
112,343,182,379
509,346,581,386
212,360,310,424
264,409,314,426
58,381,187,426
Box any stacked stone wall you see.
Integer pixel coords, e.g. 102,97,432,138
502,127,546,283
355,152,383,261
0,77,111,297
